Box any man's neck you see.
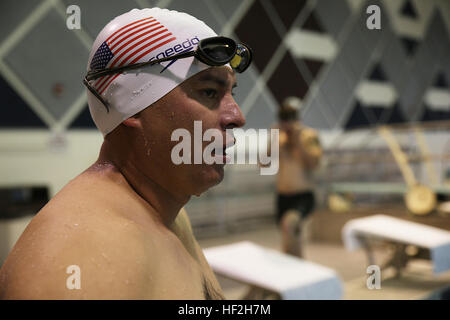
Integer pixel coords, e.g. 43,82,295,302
95,143,189,228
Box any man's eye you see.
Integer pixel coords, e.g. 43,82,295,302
202,89,217,99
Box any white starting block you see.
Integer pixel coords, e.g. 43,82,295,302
342,214,450,274
203,241,343,300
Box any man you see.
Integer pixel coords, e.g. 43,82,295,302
273,96,322,258
243,97,322,300
0,8,251,299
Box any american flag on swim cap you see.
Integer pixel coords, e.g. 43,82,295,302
90,16,176,95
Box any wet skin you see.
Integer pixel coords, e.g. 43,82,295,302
0,66,245,299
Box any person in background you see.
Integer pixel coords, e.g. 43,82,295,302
274,96,322,258
244,97,322,300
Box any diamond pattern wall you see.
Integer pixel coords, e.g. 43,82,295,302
0,0,448,130
4,9,89,121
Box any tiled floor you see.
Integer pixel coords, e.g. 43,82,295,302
197,223,450,300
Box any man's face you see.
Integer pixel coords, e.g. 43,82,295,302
130,66,245,197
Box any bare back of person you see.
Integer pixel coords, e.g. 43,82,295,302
0,163,224,299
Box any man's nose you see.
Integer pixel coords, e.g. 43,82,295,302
220,96,246,130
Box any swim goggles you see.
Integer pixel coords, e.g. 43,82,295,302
83,36,253,111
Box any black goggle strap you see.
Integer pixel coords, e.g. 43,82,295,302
83,50,199,112
83,77,110,112
86,38,250,82
85,50,196,81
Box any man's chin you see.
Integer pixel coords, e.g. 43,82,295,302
206,164,225,187
214,164,225,182
193,165,225,196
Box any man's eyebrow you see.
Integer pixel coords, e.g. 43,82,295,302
197,74,234,87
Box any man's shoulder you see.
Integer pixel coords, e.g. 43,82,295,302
301,126,318,134
171,209,225,297
0,179,160,299
171,208,201,260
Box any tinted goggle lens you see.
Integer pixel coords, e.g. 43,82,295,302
202,43,235,63
230,44,252,73
199,37,252,72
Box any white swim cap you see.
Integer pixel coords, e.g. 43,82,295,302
86,8,218,136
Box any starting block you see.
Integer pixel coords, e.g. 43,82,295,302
342,214,450,275
203,241,343,300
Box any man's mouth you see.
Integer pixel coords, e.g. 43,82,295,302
211,146,230,163
211,138,235,163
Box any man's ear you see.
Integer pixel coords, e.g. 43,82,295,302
122,115,141,128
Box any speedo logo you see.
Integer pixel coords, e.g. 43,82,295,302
148,36,200,73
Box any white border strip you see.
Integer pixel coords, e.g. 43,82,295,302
241,0,315,116
221,0,255,37
0,0,55,59
54,93,88,131
53,0,93,50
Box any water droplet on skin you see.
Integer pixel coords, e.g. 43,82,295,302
74,223,79,227
101,252,110,262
